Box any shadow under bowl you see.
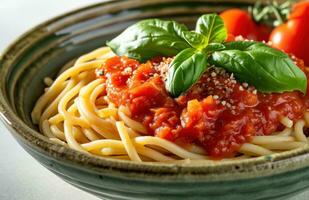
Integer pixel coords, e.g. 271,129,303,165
1,0,309,199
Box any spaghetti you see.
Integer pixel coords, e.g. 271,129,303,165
31,47,309,162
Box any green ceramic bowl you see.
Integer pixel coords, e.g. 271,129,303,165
1,0,309,199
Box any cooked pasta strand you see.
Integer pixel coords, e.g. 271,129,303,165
134,136,207,160
116,121,142,162
294,120,307,142
239,143,274,156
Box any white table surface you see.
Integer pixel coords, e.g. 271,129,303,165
0,1,308,200
0,1,101,200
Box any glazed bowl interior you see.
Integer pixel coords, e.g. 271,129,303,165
1,0,309,180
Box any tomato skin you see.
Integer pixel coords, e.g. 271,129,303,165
270,20,308,61
220,9,258,40
269,2,309,65
226,33,235,42
289,1,309,19
256,24,272,42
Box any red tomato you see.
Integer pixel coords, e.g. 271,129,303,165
220,9,259,40
226,33,235,42
256,24,272,42
289,1,309,19
269,1,309,65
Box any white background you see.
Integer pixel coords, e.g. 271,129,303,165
0,1,101,199
0,0,308,200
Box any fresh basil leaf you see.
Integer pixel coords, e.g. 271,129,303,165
203,43,226,53
209,41,307,93
107,19,190,62
196,14,227,44
166,48,208,97
182,31,206,49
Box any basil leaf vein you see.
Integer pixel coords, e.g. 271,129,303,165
196,14,227,44
182,31,206,49
209,41,307,93
203,43,226,53
166,48,208,97
107,19,190,62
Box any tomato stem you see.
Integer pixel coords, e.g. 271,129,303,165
270,4,284,25
249,0,294,26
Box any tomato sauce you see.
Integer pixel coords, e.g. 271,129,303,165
96,56,309,158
